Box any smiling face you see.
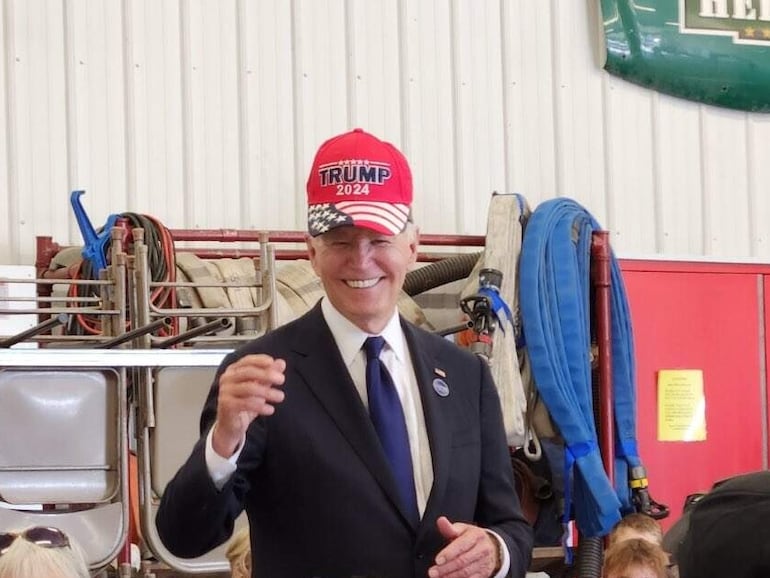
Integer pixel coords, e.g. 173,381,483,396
307,224,418,334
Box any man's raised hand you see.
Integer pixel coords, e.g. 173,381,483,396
212,355,286,457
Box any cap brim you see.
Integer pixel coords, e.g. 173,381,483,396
308,201,410,236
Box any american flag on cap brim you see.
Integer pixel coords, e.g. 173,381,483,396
308,204,353,236
308,201,410,236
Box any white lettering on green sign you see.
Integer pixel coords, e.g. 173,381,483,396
682,0,770,43
698,0,770,20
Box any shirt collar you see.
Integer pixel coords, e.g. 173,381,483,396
320,298,407,366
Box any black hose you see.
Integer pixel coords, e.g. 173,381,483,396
120,212,168,282
402,252,481,297
574,365,603,578
574,536,603,578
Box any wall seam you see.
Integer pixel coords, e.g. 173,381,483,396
344,0,355,127
121,0,136,209
746,117,756,258
235,0,249,227
3,0,18,259
62,0,76,196
178,0,192,226
396,0,409,153
549,0,564,201
449,0,463,232
698,107,708,254
289,0,304,230
650,93,663,253
499,0,511,194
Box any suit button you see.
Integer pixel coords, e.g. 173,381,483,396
416,553,424,560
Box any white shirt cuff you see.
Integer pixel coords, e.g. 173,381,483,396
487,529,511,578
204,427,244,490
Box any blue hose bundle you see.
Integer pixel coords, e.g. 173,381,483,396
519,197,641,538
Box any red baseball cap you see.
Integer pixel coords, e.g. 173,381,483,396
306,128,412,236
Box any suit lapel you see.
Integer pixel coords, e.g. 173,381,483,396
401,321,453,534
292,305,417,529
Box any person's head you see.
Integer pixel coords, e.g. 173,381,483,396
602,538,669,578
676,470,770,578
225,526,251,578
609,512,664,548
305,128,418,333
0,526,90,578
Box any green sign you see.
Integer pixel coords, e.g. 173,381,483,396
601,0,770,111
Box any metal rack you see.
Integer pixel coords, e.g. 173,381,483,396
1,228,128,347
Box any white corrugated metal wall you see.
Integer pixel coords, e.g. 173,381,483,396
2,0,770,266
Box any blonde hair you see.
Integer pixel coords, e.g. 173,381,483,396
608,513,664,547
603,538,668,578
225,526,251,578
0,532,90,578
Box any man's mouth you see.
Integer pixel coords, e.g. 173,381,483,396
345,278,380,288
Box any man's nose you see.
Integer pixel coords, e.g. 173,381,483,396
348,239,374,262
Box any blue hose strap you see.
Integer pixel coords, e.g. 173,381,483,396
561,441,598,565
477,286,514,335
562,441,598,524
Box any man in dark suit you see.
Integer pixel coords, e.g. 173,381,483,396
156,128,533,577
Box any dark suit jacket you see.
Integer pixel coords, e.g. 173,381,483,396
156,303,533,577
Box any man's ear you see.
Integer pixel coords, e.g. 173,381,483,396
409,226,420,264
306,235,320,272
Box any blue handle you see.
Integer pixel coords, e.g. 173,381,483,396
69,190,119,274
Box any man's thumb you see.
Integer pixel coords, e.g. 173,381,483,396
436,516,461,539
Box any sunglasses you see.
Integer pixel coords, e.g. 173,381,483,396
0,526,71,556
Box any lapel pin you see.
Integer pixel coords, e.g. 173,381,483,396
434,368,446,378
432,378,449,397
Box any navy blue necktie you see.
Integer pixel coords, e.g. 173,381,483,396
364,336,419,523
